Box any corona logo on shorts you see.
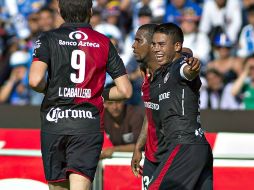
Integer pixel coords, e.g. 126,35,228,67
69,31,88,41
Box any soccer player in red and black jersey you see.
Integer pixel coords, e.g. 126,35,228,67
131,24,201,190
28,0,132,190
131,24,166,190
148,23,213,190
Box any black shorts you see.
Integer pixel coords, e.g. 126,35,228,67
41,132,103,183
143,158,159,190
148,144,213,190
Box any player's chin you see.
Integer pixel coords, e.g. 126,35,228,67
134,54,141,61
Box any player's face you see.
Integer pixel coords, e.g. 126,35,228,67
152,32,176,66
132,29,150,62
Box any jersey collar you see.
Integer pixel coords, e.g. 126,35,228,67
60,22,92,29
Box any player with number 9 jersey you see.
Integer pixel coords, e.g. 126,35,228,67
32,23,127,135
29,2,132,185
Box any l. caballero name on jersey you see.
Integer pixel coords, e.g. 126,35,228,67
46,107,95,123
59,40,100,48
59,87,91,98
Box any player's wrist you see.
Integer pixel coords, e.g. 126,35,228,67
134,144,143,152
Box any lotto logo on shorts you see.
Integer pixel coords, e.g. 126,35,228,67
46,107,94,123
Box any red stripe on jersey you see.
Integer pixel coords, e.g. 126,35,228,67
33,58,39,62
74,27,110,131
148,145,181,190
142,76,158,162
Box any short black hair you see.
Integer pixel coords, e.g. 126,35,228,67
38,6,54,15
246,5,254,14
138,23,157,44
138,5,152,17
206,68,223,79
58,0,93,23
154,23,184,44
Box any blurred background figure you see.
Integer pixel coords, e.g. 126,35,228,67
2,0,47,39
101,84,144,159
179,7,211,69
238,5,254,58
132,0,165,29
199,0,242,44
232,54,254,110
90,8,103,28
48,0,64,28
200,68,241,110
163,0,202,25
0,50,30,105
207,33,243,84
37,6,54,32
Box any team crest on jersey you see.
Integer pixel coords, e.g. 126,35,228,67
69,31,88,41
164,72,170,83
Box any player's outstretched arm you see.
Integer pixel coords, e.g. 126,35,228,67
131,116,148,177
29,61,48,93
182,57,201,81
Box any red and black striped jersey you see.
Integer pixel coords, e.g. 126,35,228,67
33,23,126,135
141,69,167,163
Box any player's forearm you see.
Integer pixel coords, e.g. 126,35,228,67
0,79,16,102
29,79,47,93
231,71,248,96
135,117,148,151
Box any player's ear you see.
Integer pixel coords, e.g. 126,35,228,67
56,0,60,15
90,8,93,16
174,42,182,52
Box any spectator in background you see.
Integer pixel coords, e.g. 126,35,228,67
0,50,30,105
48,0,64,28
237,5,254,58
27,13,40,36
232,54,254,110
101,91,144,159
93,0,108,13
163,0,202,25
102,0,130,36
90,8,103,28
37,7,55,32
94,13,123,54
102,1,121,26
3,0,47,39
132,0,165,28
179,7,211,69
241,0,254,27
200,68,241,109
199,0,242,44
207,33,243,84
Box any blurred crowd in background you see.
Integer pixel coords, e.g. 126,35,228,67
1,0,254,110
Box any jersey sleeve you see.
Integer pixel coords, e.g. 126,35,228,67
32,32,50,65
106,42,126,80
171,59,188,82
172,60,201,91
